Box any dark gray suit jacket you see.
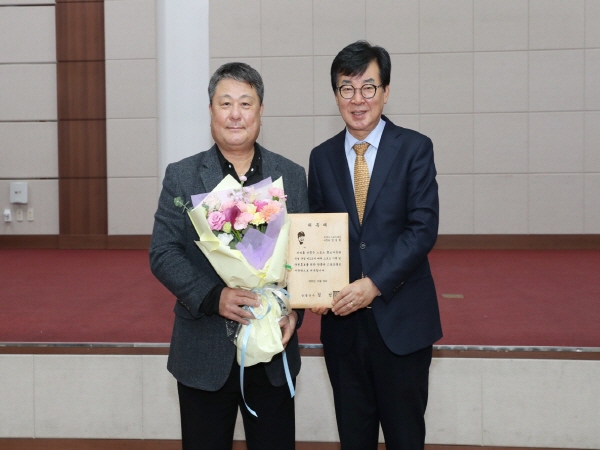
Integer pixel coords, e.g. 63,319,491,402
150,144,309,390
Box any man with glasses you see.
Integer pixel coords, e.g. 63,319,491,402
308,41,442,450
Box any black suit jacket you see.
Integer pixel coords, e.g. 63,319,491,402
308,116,442,355
150,145,309,390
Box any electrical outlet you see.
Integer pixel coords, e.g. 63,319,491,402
16,209,24,221
3,209,11,222
27,208,34,221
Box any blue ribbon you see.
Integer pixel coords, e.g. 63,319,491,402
239,286,295,417
239,323,257,417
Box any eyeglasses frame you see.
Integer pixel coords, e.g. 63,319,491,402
336,83,384,100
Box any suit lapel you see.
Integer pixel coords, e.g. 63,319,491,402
196,145,224,193
327,132,361,233
260,145,281,180
362,122,404,223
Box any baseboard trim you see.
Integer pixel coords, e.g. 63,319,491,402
0,235,151,250
2,344,599,360
2,235,599,250
434,234,600,249
107,235,152,249
0,439,589,450
0,235,60,249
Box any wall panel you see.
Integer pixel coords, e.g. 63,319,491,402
56,61,106,120
0,122,58,179
0,6,56,63
58,120,106,179
105,59,157,119
107,119,157,178
0,355,34,438
55,0,107,242
59,178,107,235
0,64,57,121
55,1,104,61
104,0,156,60
0,0,54,5
107,177,156,235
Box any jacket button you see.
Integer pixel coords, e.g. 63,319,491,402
360,242,366,249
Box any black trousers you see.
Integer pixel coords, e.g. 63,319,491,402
324,308,433,450
177,360,295,450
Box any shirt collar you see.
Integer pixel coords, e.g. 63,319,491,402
344,117,386,155
215,144,263,181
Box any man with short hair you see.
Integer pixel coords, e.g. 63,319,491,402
150,62,308,450
309,41,443,450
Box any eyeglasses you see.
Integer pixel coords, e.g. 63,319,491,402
337,84,383,99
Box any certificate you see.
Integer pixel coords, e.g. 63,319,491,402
286,213,349,308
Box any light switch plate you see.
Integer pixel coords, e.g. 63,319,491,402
10,181,28,204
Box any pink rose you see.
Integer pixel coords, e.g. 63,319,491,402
207,211,226,231
234,212,254,230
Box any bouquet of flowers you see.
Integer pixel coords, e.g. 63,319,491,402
176,175,292,369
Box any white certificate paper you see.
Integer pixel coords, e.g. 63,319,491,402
286,213,349,308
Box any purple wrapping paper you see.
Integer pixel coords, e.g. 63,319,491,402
235,208,284,269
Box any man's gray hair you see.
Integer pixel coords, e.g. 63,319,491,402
208,62,264,105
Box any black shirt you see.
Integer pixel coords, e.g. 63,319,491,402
216,143,263,185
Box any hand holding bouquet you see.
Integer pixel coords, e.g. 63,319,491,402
177,175,292,367
177,175,295,416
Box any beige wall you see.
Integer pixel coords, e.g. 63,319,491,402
0,2,59,235
1,0,600,236
105,0,158,235
208,0,600,235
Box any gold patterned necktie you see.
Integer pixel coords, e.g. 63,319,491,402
353,142,370,225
